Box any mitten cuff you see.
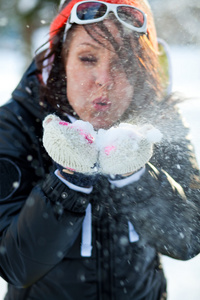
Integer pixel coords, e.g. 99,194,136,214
56,163,98,187
42,173,90,213
108,167,146,188
55,170,93,194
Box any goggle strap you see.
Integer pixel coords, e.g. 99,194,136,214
63,20,72,43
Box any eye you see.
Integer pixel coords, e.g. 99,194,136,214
79,55,97,64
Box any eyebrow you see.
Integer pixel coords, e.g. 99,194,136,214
78,43,100,50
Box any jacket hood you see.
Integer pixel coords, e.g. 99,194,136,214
11,59,48,121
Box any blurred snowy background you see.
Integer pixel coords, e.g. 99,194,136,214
0,0,200,299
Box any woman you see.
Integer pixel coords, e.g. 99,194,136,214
0,0,200,299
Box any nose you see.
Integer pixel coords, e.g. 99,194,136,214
95,60,113,90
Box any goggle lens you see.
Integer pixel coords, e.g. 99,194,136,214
117,6,144,28
76,2,145,29
77,2,107,20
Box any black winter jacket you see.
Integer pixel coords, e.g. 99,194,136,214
0,60,200,300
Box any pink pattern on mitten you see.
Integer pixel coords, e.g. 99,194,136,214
59,121,70,126
79,129,94,144
104,145,116,156
59,121,94,144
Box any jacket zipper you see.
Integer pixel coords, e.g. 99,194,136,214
96,204,103,300
108,214,115,300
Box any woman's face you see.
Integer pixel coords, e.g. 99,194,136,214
65,21,134,130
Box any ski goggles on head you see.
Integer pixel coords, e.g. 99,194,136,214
67,0,147,33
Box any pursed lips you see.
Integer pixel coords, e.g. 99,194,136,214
92,97,111,112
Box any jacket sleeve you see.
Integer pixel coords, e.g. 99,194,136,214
115,163,200,261
133,98,200,259
150,97,200,204
0,105,89,287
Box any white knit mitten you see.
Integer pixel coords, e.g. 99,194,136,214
97,123,162,175
42,114,98,173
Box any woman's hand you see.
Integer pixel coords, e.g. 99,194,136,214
42,114,98,174
42,114,162,176
97,123,162,175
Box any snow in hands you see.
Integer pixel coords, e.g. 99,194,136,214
42,114,162,175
